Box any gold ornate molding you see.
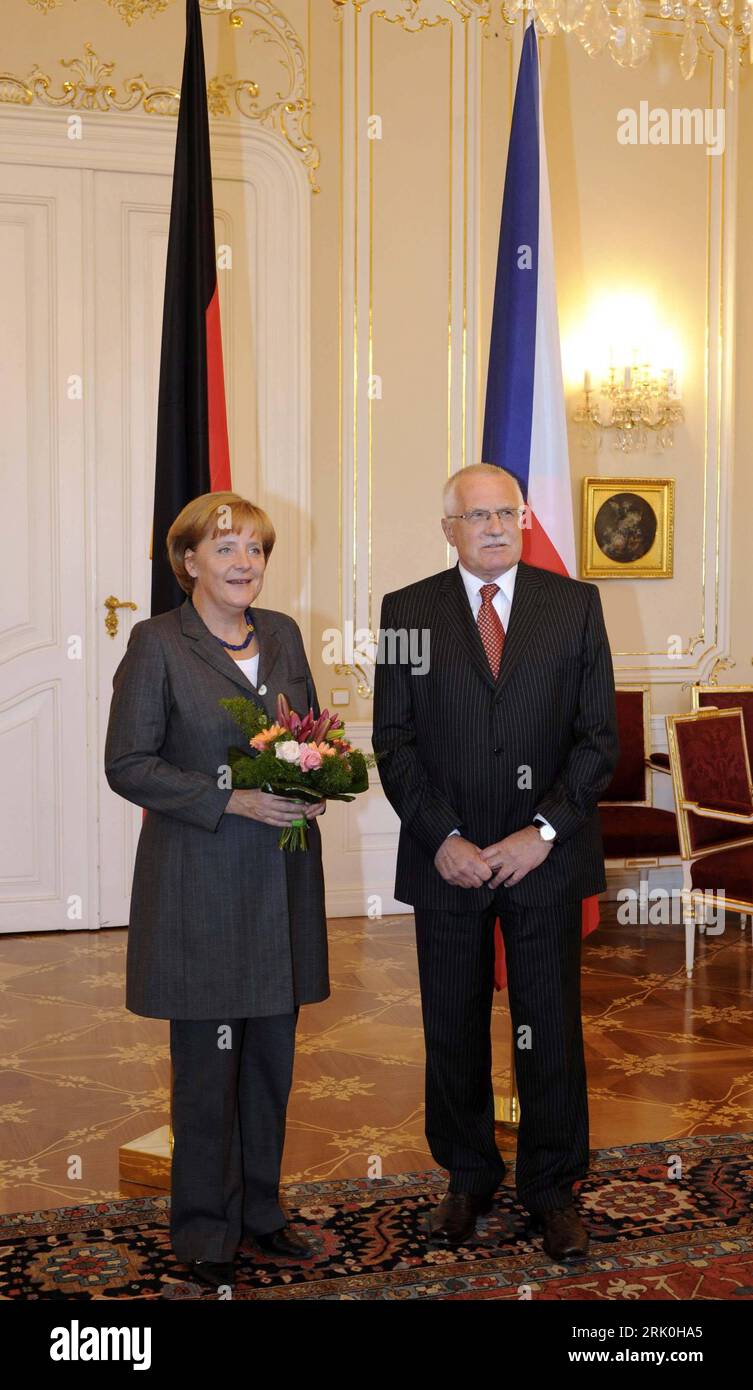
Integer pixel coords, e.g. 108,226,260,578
332,0,492,25
0,41,180,114
707,656,737,684
1,2,320,188
220,1,319,187
106,0,171,22
26,0,171,17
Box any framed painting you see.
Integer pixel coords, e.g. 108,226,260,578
581,478,674,578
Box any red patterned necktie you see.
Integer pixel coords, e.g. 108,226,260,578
477,582,505,678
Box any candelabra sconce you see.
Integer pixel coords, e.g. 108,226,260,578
573,365,684,454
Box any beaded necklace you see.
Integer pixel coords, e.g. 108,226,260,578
215,606,256,652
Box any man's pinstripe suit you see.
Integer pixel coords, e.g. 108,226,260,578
372,559,619,1212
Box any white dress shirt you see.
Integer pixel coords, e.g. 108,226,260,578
446,560,555,844
457,558,517,632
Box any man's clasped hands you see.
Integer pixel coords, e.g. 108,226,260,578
434,826,553,890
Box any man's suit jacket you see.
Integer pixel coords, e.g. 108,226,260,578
104,597,329,1019
371,560,619,912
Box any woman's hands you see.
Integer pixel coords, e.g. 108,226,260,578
225,789,326,826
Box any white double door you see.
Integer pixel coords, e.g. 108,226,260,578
0,110,310,934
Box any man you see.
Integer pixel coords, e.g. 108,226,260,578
372,463,618,1261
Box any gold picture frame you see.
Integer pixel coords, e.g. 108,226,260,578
581,477,674,579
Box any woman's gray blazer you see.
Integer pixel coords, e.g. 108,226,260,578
104,597,330,1019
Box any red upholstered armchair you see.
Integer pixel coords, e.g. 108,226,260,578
599,685,681,872
648,684,753,775
666,706,753,978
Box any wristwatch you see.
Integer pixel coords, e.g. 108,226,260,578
533,814,557,842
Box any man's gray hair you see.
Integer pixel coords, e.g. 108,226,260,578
443,463,525,516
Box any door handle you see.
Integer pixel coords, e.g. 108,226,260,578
104,595,138,638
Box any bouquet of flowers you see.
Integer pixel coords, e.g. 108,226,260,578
219,691,379,851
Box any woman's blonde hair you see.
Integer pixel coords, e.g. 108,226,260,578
167,491,276,596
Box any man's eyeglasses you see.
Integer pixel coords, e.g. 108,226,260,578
446,507,527,527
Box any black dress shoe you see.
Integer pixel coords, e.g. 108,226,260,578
188,1259,235,1289
528,1203,589,1261
246,1224,314,1259
427,1188,498,1246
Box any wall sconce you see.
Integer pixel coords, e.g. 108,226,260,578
573,361,684,453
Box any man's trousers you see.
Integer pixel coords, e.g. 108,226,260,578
169,1011,298,1263
412,899,589,1213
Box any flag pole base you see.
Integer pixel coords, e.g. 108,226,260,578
494,1093,521,1126
494,1017,521,1127
119,1125,172,1190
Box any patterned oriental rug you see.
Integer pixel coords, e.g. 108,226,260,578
2,1134,752,1301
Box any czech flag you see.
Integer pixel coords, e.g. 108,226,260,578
483,20,600,990
151,0,231,617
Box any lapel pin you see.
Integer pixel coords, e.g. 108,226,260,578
258,684,267,695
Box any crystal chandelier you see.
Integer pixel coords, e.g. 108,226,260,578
502,1,752,89
573,363,684,452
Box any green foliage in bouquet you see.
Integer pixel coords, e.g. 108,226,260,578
219,696,271,744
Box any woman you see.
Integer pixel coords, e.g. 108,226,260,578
104,491,329,1290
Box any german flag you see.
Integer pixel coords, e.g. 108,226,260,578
151,0,231,616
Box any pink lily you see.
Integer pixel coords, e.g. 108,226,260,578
277,692,344,746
